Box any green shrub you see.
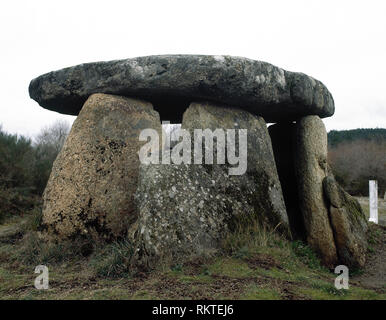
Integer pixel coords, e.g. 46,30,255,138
291,240,323,270
0,122,69,223
0,128,37,222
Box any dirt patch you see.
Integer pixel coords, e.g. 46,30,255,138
246,254,280,270
180,257,213,276
352,224,386,292
142,273,256,299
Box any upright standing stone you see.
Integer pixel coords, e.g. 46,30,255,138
369,180,378,224
182,102,290,233
268,122,305,240
131,102,290,270
294,115,338,267
323,175,368,268
42,93,162,240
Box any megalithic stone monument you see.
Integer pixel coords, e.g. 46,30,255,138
28,55,368,269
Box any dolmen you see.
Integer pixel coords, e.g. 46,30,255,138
29,55,368,270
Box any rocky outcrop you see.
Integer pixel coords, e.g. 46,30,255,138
131,102,290,270
323,175,368,268
41,93,162,240
293,115,338,267
29,55,334,123
268,122,305,240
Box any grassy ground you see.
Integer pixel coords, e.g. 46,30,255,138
355,197,386,225
0,208,385,300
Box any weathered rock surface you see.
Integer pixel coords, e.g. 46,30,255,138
270,118,367,268
131,102,290,270
323,175,368,268
182,102,289,231
268,122,305,240
29,55,334,123
294,115,338,267
42,93,162,240
131,162,258,269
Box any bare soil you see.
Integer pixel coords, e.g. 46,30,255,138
352,224,386,291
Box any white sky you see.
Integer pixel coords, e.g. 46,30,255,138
1,0,385,138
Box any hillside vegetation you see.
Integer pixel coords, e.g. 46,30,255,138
0,211,384,300
328,128,386,148
0,122,69,223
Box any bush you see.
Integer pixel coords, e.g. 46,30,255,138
291,240,323,270
0,121,69,223
0,128,35,189
32,120,69,195
0,186,37,223
0,128,37,222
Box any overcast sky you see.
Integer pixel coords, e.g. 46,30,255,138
1,0,385,138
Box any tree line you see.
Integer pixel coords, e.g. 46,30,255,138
328,128,386,197
0,121,69,222
328,128,386,148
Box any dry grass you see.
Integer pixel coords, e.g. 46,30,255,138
0,210,385,300
355,196,386,225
